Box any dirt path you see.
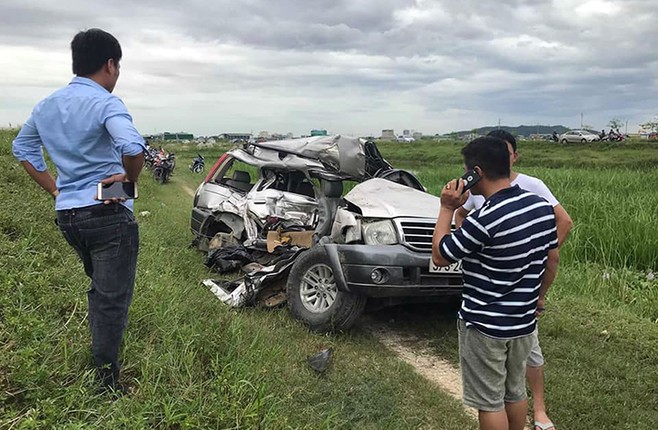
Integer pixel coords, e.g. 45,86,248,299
365,319,478,420
366,320,534,429
181,184,195,197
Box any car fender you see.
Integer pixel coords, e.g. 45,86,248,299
331,208,362,243
322,244,352,293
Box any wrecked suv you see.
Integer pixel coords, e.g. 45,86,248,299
191,135,462,332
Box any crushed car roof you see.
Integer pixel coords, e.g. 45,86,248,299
229,135,367,180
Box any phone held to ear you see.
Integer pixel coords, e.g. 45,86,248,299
459,170,481,194
97,181,138,200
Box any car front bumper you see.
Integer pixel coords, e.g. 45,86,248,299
323,243,462,298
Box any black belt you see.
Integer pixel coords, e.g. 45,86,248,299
57,203,126,217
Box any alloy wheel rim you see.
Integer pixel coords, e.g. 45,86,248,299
300,263,338,313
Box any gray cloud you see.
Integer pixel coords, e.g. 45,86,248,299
1,0,657,135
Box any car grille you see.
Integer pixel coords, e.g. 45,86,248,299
396,218,437,252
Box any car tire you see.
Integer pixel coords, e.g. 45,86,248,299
560,139,568,144
581,138,587,143
287,246,366,333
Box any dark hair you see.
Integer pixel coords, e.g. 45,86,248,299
71,29,122,76
461,137,510,180
487,129,517,152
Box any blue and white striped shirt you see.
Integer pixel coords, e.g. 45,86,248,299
440,185,558,338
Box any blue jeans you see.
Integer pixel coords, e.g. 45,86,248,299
56,203,139,383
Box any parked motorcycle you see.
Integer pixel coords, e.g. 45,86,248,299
609,132,626,142
153,153,175,184
144,147,159,170
190,154,205,173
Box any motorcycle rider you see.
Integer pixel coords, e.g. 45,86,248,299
609,129,618,141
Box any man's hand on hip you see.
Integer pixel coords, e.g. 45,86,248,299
97,173,127,205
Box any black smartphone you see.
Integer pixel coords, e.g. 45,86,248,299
97,182,138,200
459,170,481,194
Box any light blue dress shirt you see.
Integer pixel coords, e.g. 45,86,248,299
12,77,145,211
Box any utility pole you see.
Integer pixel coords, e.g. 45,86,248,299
625,120,628,135
580,112,584,129
497,118,501,129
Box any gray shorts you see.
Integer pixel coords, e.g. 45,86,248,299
527,328,545,368
458,319,533,411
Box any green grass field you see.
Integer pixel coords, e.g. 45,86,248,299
1,130,657,429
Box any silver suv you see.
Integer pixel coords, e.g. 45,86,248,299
191,136,462,332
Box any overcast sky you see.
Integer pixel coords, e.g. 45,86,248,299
1,0,657,136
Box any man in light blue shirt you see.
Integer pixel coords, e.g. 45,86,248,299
12,28,144,395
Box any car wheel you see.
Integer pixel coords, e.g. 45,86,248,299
287,246,366,333
560,139,568,144
581,138,587,143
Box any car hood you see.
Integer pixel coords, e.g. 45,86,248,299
344,178,441,219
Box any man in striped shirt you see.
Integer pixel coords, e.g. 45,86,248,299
432,137,560,430
456,130,571,430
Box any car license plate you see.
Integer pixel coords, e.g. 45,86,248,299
429,260,462,274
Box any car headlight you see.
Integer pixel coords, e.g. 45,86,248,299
362,220,398,245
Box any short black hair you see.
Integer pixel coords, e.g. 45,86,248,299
461,137,510,180
71,29,122,76
487,129,517,152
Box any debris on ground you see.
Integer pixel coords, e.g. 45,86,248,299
307,348,333,373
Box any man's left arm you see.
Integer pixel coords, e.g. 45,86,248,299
533,179,573,247
537,214,560,314
553,204,573,248
538,247,560,314
12,116,58,198
103,98,146,183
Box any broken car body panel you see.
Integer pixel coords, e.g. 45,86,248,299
192,135,462,317
230,135,367,179
192,135,371,242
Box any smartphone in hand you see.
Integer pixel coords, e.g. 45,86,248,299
97,182,138,200
459,170,481,194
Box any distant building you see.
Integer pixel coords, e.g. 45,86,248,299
403,129,411,137
412,132,423,140
311,129,328,136
381,129,396,140
219,133,252,141
162,132,194,141
258,131,270,139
